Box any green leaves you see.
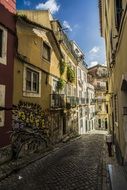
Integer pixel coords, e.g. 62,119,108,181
59,60,66,75
67,66,75,83
57,78,65,91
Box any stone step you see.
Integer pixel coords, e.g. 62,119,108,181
108,164,127,190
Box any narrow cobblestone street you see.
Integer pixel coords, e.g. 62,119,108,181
0,134,105,190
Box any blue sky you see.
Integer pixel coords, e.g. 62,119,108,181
16,0,106,67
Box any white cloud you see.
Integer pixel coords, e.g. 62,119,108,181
89,61,98,67
73,24,80,29
63,21,72,32
24,0,31,6
102,61,107,66
86,44,106,66
89,46,100,54
36,0,60,14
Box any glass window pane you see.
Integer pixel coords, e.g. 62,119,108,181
33,72,39,92
43,43,50,61
26,69,32,91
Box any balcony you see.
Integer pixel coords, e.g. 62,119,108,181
95,86,106,91
50,94,65,109
96,73,108,79
50,94,89,109
96,98,106,103
66,96,78,109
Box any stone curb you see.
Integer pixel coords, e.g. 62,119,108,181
0,135,81,182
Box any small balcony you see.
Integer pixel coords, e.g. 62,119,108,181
66,96,78,109
50,94,89,109
50,94,65,109
96,98,106,103
95,86,106,91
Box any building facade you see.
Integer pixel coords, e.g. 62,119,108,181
13,12,66,144
14,10,80,144
88,64,108,130
87,83,96,131
0,0,16,147
51,19,79,136
71,41,89,134
99,0,127,163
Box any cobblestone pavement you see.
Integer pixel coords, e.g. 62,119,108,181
0,134,104,190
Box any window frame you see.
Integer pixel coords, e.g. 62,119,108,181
26,68,39,93
115,0,123,31
42,41,51,62
0,25,7,65
52,78,58,93
23,65,41,97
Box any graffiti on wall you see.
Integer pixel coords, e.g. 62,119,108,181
11,101,64,159
11,101,52,159
12,101,44,129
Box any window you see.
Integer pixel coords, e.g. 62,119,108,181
26,68,39,93
80,108,83,118
98,119,101,128
115,0,122,30
0,25,7,65
98,105,102,111
52,79,58,93
114,95,118,122
43,42,51,61
23,66,41,97
105,5,108,28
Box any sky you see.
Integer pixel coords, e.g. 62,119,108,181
16,0,106,67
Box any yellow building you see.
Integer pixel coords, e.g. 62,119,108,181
14,14,62,108
99,0,127,163
13,12,65,143
13,10,79,143
51,20,79,135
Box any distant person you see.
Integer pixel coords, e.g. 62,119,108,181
105,132,112,157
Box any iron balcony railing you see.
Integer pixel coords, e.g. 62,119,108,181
95,86,107,91
50,94,89,109
66,96,78,108
50,94,65,108
96,98,106,103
